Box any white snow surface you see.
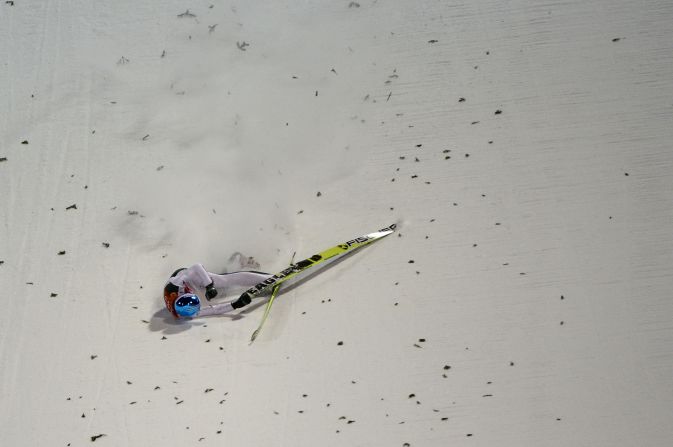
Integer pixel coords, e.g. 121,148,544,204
2,1,673,446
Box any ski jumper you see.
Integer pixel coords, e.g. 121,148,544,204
163,264,271,318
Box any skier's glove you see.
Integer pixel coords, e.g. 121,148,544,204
205,283,218,300
231,293,251,309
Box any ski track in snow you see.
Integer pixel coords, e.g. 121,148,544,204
1,0,673,446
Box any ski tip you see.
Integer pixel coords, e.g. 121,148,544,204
388,220,405,232
379,222,399,233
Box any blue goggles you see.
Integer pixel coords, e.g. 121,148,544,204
175,293,201,317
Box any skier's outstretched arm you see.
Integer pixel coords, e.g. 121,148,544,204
196,298,248,317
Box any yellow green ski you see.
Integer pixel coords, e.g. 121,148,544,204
246,223,397,343
249,283,281,343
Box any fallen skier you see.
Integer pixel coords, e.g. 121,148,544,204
163,262,271,319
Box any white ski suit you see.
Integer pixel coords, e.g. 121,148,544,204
163,264,271,318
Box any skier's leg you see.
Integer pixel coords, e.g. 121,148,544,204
209,271,272,290
181,264,213,288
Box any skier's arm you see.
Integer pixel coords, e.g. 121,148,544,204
196,299,248,317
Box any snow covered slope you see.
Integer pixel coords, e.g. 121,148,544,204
2,1,673,446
